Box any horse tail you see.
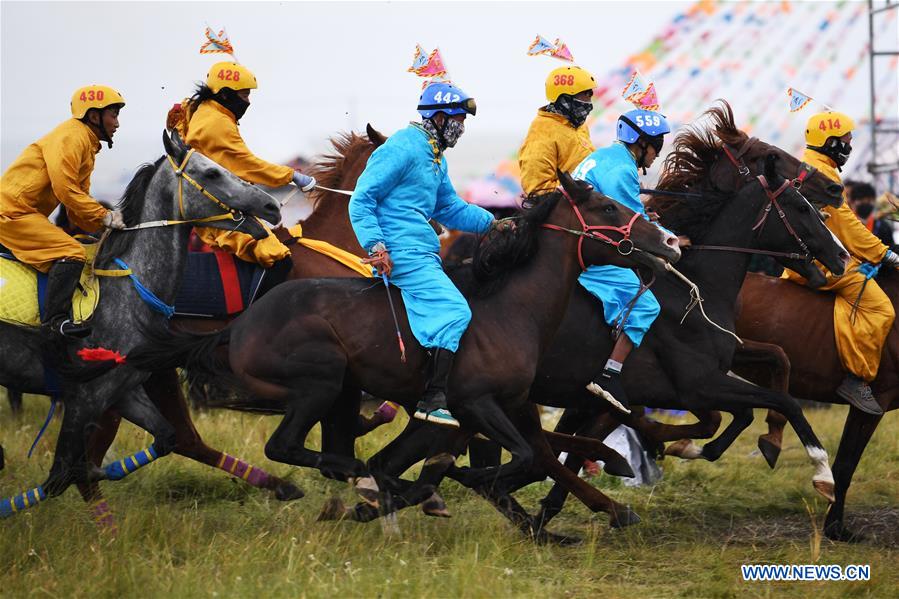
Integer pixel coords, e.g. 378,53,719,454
127,325,231,375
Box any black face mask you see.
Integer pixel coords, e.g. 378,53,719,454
552,94,593,128
810,137,852,168
854,203,875,219
214,89,250,121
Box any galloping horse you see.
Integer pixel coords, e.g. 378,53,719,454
331,102,850,541
0,131,281,519
734,270,899,541
126,172,682,520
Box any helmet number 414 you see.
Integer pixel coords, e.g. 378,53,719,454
819,118,841,131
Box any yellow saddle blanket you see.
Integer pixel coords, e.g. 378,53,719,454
286,224,372,278
0,242,101,326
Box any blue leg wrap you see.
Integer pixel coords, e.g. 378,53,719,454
0,486,47,518
103,444,159,481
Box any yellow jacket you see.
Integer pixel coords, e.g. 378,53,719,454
0,119,108,232
518,110,594,195
804,148,888,268
181,101,293,187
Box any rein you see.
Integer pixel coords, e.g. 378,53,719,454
119,150,248,231
541,187,642,270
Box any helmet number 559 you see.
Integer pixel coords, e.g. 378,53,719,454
635,114,661,128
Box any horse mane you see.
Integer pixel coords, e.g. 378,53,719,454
647,100,746,242
456,191,561,298
304,132,373,209
97,157,163,261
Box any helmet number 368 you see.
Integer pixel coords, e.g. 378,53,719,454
634,114,662,128
553,74,576,86
433,91,461,104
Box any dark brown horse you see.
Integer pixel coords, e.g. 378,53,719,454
126,173,682,522
69,127,386,523
733,270,899,541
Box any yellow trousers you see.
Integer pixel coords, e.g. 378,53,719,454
194,222,290,268
785,265,894,381
0,212,84,272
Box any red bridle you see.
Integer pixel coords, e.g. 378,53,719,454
541,187,643,271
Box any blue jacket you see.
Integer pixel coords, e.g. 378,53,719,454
349,124,494,254
572,142,643,214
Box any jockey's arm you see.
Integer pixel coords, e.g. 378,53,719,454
826,202,889,264
348,144,405,253
519,137,559,196
45,132,108,232
432,171,494,235
205,119,293,188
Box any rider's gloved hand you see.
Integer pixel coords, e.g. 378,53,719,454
103,210,126,230
292,171,316,192
362,241,393,277
881,249,899,269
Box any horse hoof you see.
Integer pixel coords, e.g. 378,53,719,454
601,454,636,479
317,497,349,521
353,476,380,509
610,506,642,529
757,435,781,469
813,479,836,504
664,439,702,460
421,492,451,518
824,520,864,543
274,482,305,501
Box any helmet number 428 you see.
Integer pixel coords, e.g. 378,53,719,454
217,69,241,82
79,90,105,102
635,114,662,128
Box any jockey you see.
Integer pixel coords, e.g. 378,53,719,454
571,110,673,413
519,66,596,193
783,111,896,415
349,82,494,428
0,85,127,340
172,61,316,296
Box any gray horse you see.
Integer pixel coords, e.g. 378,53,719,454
0,131,280,517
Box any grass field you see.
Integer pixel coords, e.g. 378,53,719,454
1,391,897,598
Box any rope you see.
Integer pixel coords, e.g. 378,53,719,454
27,399,57,458
112,258,175,318
662,261,743,344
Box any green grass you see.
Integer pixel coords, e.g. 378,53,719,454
1,391,896,598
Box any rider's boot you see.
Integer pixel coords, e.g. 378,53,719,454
41,259,91,340
413,348,460,428
586,359,632,414
254,255,294,300
836,374,884,416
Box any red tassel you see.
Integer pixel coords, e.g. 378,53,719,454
77,347,127,364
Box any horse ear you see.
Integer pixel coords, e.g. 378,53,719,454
162,129,187,163
366,123,387,147
558,170,592,202
764,152,778,181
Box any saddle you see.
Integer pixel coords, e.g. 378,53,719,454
0,240,101,326
173,250,264,318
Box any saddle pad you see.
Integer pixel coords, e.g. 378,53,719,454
173,251,263,318
0,244,101,326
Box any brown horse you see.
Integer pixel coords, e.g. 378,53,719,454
72,127,386,523
733,270,899,541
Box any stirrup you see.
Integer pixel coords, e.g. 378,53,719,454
585,381,632,414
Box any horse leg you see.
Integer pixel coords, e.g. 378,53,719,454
690,407,754,462
759,410,789,469
542,429,635,478
77,409,122,532
823,406,883,542
8,389,23,416
146,370,304,501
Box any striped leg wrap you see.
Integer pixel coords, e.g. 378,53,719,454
104,445,159,481
0,486,47,518
216,453,271,487
89,499,118,533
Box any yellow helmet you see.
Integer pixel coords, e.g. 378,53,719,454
70,85,125,119
545,66,595,102
206,61,258,93
805,111,855,147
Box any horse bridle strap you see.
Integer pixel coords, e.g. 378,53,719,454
722,137,757,177
541,187,642,270
119,150,246,231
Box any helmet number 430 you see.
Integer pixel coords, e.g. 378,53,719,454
635,114,662,128
79,90,105,102
819,118,841,131
433,91,460,104
217,69,241,82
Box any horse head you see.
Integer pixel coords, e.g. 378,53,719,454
160,130,281,239
557,171,681,273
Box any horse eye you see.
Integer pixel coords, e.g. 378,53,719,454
603,204,617,213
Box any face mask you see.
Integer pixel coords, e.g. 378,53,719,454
215,89,250,121
553,95,593,128
441,119,465,148
855,203,874,219
816,138,852,167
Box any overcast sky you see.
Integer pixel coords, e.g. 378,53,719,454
1,1,685,197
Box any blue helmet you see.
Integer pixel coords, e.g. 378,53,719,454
617,109,671,144
418,82,477,118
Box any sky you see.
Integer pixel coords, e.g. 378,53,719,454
0,1,686,199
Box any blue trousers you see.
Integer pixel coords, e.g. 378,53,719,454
578,265,660,346
388,251,471,352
